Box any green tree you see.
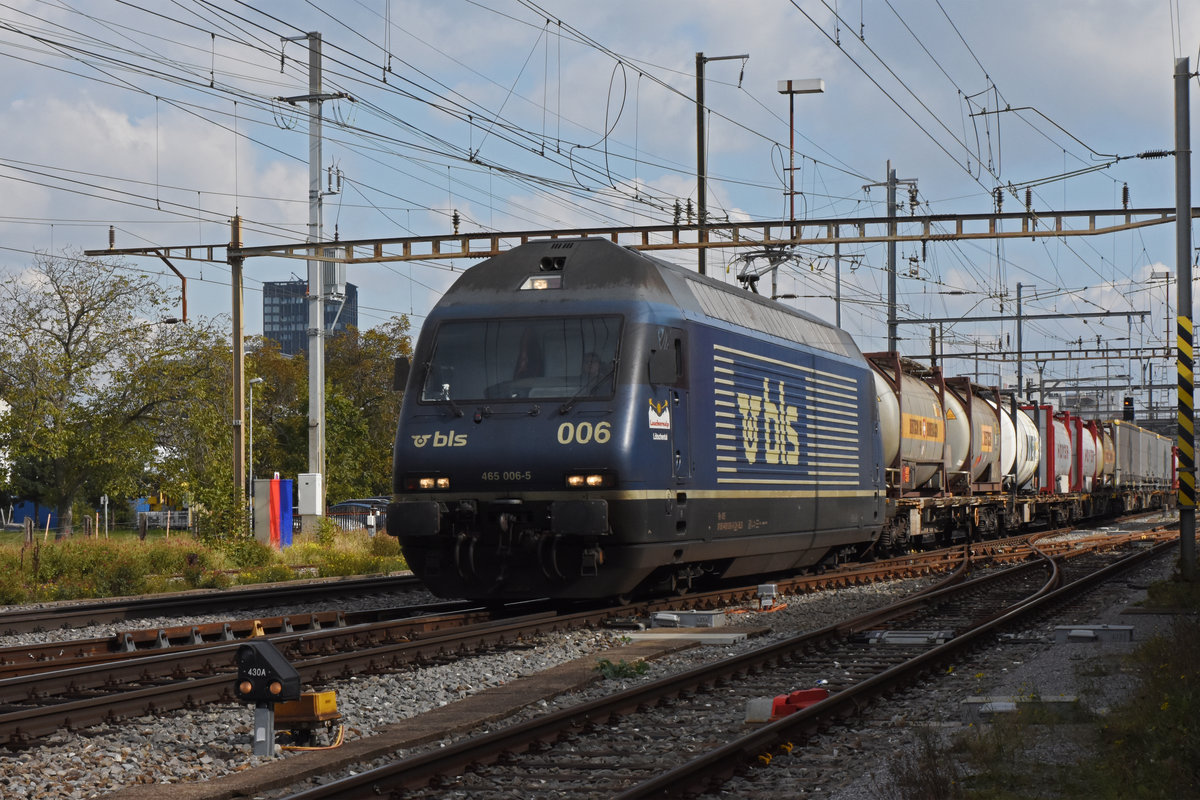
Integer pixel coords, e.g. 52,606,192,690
246,335,308,483
243,316,410,506
324,316,411,500
0,252,210,536
145,322,242,540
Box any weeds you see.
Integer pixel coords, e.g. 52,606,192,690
873,725,962,800
237,564,297,584
594,658,649,679
1092,614,1200,796
1141,572,1200,609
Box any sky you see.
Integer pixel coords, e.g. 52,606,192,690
1,0,1198,413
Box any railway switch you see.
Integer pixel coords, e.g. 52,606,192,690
235,639,301,756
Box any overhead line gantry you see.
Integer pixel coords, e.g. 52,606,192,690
85,204,1199,531
97,206,1194,265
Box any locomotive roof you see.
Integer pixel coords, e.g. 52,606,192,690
436,237,862,359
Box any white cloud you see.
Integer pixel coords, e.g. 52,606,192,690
0,0,1194,356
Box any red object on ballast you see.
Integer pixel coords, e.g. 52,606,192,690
769,688,830,719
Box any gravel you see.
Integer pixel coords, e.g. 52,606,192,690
0,527,1180,798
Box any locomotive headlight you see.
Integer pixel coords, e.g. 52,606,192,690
405,476,450,490
520,274,563,290
565,472,614,489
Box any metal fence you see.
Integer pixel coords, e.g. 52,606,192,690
137,511,191,529
327,509,386,532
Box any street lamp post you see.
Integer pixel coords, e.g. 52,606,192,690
248,377,264,529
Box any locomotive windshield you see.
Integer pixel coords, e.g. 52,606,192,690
421,316,621,402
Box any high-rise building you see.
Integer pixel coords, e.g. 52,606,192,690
262,280,358,356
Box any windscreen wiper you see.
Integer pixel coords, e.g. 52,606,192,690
440,384,464,418
558,361,616,415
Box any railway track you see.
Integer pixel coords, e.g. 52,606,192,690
270,532,1175,799
0,602,560,746
0,540,972,678
0,572,426,635
0,599,485,679
0,544,970,747
0,521,1170,756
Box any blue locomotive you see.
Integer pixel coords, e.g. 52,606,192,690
387,238,888,600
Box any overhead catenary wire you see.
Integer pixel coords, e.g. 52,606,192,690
0,0,1184,379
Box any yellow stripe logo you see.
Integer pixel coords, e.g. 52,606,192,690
902,413,943,443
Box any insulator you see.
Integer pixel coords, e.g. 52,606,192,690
452,209,460,235
994,187,1003,212
108,225,115,250
1122,182,1130,210
673,200,682,226
908,184,918,213
686,199,694,224
1025,188,1032,213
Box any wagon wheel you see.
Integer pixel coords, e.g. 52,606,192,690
875,526,896,555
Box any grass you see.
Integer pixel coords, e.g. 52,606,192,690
0,525,176,548
0,527,408,605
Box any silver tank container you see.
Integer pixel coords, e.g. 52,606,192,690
871,362,945,488
944,383,1001,483
991,399,1040,488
